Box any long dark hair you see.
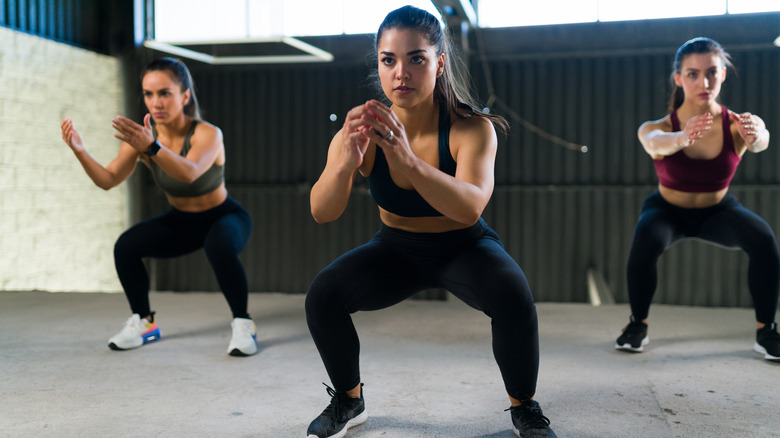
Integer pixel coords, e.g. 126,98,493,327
373,6,508,134
667,37,734,112
140,57,201,119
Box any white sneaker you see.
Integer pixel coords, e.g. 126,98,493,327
108,314,161,350
228,317,257,356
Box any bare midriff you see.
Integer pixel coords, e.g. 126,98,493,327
379,208,475,233
658,184,728,209
165,183,228,212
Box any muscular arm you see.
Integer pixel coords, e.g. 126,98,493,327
151,123,224,183
637,113,712,157
638,125,687,157
398,117,496,225
366,99,496,226
310,129,362,223
748,128,770,153
74,145,139,190
62,117,139,190
112,115,223,184
736,113,770,153
311,104,375,223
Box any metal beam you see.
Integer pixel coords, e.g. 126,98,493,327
142,37,334,65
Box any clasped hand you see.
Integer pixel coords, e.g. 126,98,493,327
734,112,759,145
112,114,154,154
683,111,760,147
342,100,413,170
680,113,713,146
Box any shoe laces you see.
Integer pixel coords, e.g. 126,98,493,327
321,383,345,420
319,383,359,424
506,403,551,429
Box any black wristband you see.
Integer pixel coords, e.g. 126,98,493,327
144,139,161,157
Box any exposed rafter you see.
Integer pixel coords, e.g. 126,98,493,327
143,37,334,65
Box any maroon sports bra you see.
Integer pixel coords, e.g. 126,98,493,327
652,106,741,193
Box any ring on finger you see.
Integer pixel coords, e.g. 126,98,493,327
385,130,394,141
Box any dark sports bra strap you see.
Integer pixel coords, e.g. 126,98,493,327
151,119,199,157
670,110,680,132
437,104,449,157
721,105,735,150
180,120,199,156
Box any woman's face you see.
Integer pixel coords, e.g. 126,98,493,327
377,27,444,109
674,52,726,106
142,70,191,123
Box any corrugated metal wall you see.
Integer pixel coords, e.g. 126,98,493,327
179,44,780,190
194,65,376,185
484,185,779,307
475,48,780,187
146,14,779,308
148,184,779,307
1,0,78,41
18,3,766,308
146,14,780,307
0,0,121,54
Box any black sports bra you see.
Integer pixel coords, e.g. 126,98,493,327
366,106,456,217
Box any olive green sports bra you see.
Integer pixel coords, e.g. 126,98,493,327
149,120,224,197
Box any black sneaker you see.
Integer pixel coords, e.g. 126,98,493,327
306,383,366,438
615,315,649,352
507,400,557,438
754,322,780,362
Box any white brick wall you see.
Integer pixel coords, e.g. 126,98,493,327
0,27,127,292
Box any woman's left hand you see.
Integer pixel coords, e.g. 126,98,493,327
735,111,759,145
112,114,155,153
363,100,416,171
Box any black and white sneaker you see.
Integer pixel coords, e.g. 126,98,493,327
754,322,780,362
615,315,649,352
306,383,366,438
507,400,557,438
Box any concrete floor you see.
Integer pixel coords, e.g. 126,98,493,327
1,290,779,438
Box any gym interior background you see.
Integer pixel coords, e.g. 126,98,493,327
1,0,778,308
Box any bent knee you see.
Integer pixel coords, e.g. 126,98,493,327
749,238,780,265
306,266,358,317
305,273,338,315
484,283,537,321
113,231,137,258
204,233,244,258
631,228,669,253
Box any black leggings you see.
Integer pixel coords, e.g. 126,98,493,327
627,191,780,324
114,197,252,319
305,218,540,401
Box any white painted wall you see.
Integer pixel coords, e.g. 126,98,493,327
0,27,126,292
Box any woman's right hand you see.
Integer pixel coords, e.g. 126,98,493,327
679,112,713,146
310,102,376,224
339,103,374,170
61,118,85,154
